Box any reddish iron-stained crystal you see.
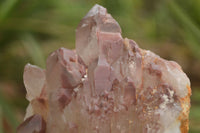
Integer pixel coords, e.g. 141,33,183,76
17,114,46,133
18,4,191,133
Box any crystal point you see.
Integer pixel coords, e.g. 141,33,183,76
17,114,46,133
76,4,121,66
18,4,191,133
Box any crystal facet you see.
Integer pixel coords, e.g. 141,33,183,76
18,4,191,133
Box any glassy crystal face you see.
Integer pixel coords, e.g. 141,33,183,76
18,4,191,133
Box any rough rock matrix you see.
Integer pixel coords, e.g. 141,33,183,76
17,4,191,133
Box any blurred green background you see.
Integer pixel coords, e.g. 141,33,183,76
0,0,199,132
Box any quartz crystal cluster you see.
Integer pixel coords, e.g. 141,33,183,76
17,4,191,133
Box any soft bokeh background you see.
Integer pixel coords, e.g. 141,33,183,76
0,0,199,132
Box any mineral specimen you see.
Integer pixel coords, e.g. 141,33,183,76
17,4,191,133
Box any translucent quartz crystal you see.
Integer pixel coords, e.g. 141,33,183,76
17,114,46,133
17,4,191,133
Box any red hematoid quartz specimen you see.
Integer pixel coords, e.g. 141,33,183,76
17,4,191,133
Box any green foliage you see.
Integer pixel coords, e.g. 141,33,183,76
22,34,45,68
0,89,18,132
190,89,200,133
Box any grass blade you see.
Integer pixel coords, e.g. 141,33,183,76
0,89,18,132
21,34,45,68
0,0,18,23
